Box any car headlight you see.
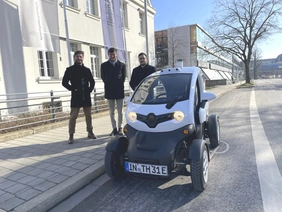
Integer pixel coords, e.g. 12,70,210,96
128,112,137,122
173,111,184,122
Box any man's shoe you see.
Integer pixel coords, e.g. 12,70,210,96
68,134,74,144
88,132,97,139
118,127,124,135
110,128,118,136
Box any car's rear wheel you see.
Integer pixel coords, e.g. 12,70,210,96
208,114,220,148
105,151,125,179
191,145,209,191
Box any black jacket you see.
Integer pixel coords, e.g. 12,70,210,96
130,64,156,90
62,63,95,108
101,60,126,99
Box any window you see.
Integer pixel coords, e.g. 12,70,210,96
37,51,55,77
65,0,75,7
122,1,128,28
70,43,78,65
131,74,192,105
90,46,100,78
86,0,98,16
139,13,144,34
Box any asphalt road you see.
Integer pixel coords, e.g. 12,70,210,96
52,79,282,212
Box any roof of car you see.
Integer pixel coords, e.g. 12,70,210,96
152,66,201,76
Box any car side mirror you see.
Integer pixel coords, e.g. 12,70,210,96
202,91,216,101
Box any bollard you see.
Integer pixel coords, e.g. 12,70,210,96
50,90,56,122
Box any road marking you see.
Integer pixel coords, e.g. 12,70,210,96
214,141,229,154
250,89,282,212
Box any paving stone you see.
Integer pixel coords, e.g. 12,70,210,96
44,164,62,171
28,168,45,176
35,162,52,169
0,193,14,204
0,180,16,190
62,160,77,167
47,174,68,184
26,178,45,187
71,163,89,171
5,183,28,194
0,167,13,175
37,170,56,179
16,188,42,201
7,172,27,181
34,181,56,192
0,196,25,211
59,168,79,177
17,175,37,184
17,166,35,174
50,158,68,165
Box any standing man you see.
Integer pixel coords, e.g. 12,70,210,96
62,50,97,144
130,52,156,91
101,47,126,136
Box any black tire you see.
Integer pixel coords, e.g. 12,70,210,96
191,145,209,191
105,151,125,179
208,114,220,148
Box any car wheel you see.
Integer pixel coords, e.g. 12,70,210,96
105,150,125,179
208,114,220,148
191,145,209,191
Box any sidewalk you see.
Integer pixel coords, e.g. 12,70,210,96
0,83,240,212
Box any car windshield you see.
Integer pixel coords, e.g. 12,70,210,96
131,73,192,105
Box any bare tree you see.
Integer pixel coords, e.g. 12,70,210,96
167,26,188,67
252,48,262,79
208,0,282,83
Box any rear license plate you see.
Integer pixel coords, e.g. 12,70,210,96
125,162,168,176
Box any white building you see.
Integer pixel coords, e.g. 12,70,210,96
0,0,156,100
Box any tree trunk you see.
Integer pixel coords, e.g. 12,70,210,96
245,63,251,84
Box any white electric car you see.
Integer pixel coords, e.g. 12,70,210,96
105,66,220,191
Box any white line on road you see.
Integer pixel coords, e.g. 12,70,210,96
250,89,282,212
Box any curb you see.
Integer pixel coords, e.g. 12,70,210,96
13,161,105,212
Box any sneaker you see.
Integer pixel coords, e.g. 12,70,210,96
110,128,118,136
118,127,124,135
88,132,97,139
68,134,74,144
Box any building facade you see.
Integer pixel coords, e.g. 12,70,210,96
0,0,156,100
251,54,282,79
155,24,243,84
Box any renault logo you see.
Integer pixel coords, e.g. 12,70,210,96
148,113,156,121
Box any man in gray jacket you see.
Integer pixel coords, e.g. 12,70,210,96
101,47,126,136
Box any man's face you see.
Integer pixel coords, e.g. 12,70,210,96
139,55,147,66
74,53,84,64
108,51,117,61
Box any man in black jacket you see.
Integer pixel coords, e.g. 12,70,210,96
130,52,156,91
101,47,126,136
62,50,96,144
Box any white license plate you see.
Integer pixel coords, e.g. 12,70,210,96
125,162,168,176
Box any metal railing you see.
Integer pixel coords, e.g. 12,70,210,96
0,89,131,134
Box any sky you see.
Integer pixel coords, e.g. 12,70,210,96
150,0,282,59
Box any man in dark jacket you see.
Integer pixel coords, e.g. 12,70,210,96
130,52,156,90
101,47,126,136
62,50,96,144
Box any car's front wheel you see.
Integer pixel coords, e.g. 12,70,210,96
191,144,209,191
105,151,125,179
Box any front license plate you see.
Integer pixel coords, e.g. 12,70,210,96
125,162,168,176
